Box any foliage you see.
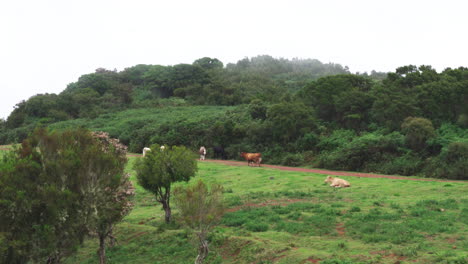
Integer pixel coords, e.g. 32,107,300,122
174,180,224,264
425,141,468,180
248,99,267,120
316,132,406,173
298,74,373,129
88,131,135,264
134,145,197,223
0,128,133,264
2,57,468,179
401,117,436,151
266,102,315,143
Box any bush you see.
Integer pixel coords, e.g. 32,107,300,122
281,153,303,166
401,117,435,151
379,152,424,176
425,141,468,180
316,132,405,172
316,129,356,152
295,132,319,151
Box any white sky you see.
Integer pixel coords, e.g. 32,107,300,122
1,0,468,119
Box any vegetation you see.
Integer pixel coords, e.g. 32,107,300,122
58,158,467,264
134,145,198,223
0,56,467,179
0,129,133,264
174,180,225,264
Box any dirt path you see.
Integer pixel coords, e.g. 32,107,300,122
129,154,462,183
202,159,463,183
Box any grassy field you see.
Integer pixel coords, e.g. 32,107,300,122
62,156,468,264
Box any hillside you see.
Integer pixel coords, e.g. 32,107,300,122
63,157,468,264
0,56,467,179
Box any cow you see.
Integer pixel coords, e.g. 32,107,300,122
199,146,207,160
324,176,351,188
160,145,165,151
142,147,151,157
213,146,227,160
240,152,262,167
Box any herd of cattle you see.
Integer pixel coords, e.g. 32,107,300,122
141,146,351,188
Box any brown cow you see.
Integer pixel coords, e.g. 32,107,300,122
240,152,262,167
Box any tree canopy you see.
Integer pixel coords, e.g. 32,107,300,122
0,128,133,264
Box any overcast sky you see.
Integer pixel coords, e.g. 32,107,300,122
1,0,468,119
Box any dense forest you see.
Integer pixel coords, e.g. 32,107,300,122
1,55,467,179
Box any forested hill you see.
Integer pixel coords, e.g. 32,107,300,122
3,56,354,125
1,56,467,179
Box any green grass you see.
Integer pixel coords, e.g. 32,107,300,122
35,156,468,263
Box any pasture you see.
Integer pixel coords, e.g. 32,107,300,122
63,156,468,264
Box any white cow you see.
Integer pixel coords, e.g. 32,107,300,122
199,146,206,160
324,176,351,188
142,147,151,157
160,145,165,151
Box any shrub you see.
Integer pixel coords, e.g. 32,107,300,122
401,117,436,151
245,222,269,232
425,141,468,180
316,129,356,152
316,132,405,172
281,152,303,166
379,152,424,176
295,132,319,151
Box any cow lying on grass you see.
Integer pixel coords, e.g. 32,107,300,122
324,176,351,188
240,152,262,167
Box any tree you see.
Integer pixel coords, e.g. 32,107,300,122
87,132,135,264
266,102,315,143
174,181,224,264
401,117,435,151
0,128,133,264
298,74,373,124
193,57,223,70
248,99,268,120
134,145,197,223
371,85,420,130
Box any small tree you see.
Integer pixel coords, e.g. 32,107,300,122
89,132,135,264
134,145,197,223
174,181,225,264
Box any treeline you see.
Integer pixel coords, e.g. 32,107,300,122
1,56,467,179
1,55,350,132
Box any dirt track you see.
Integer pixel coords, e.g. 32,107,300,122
112,154,463,183
202,159,463,183
2,148,461,183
